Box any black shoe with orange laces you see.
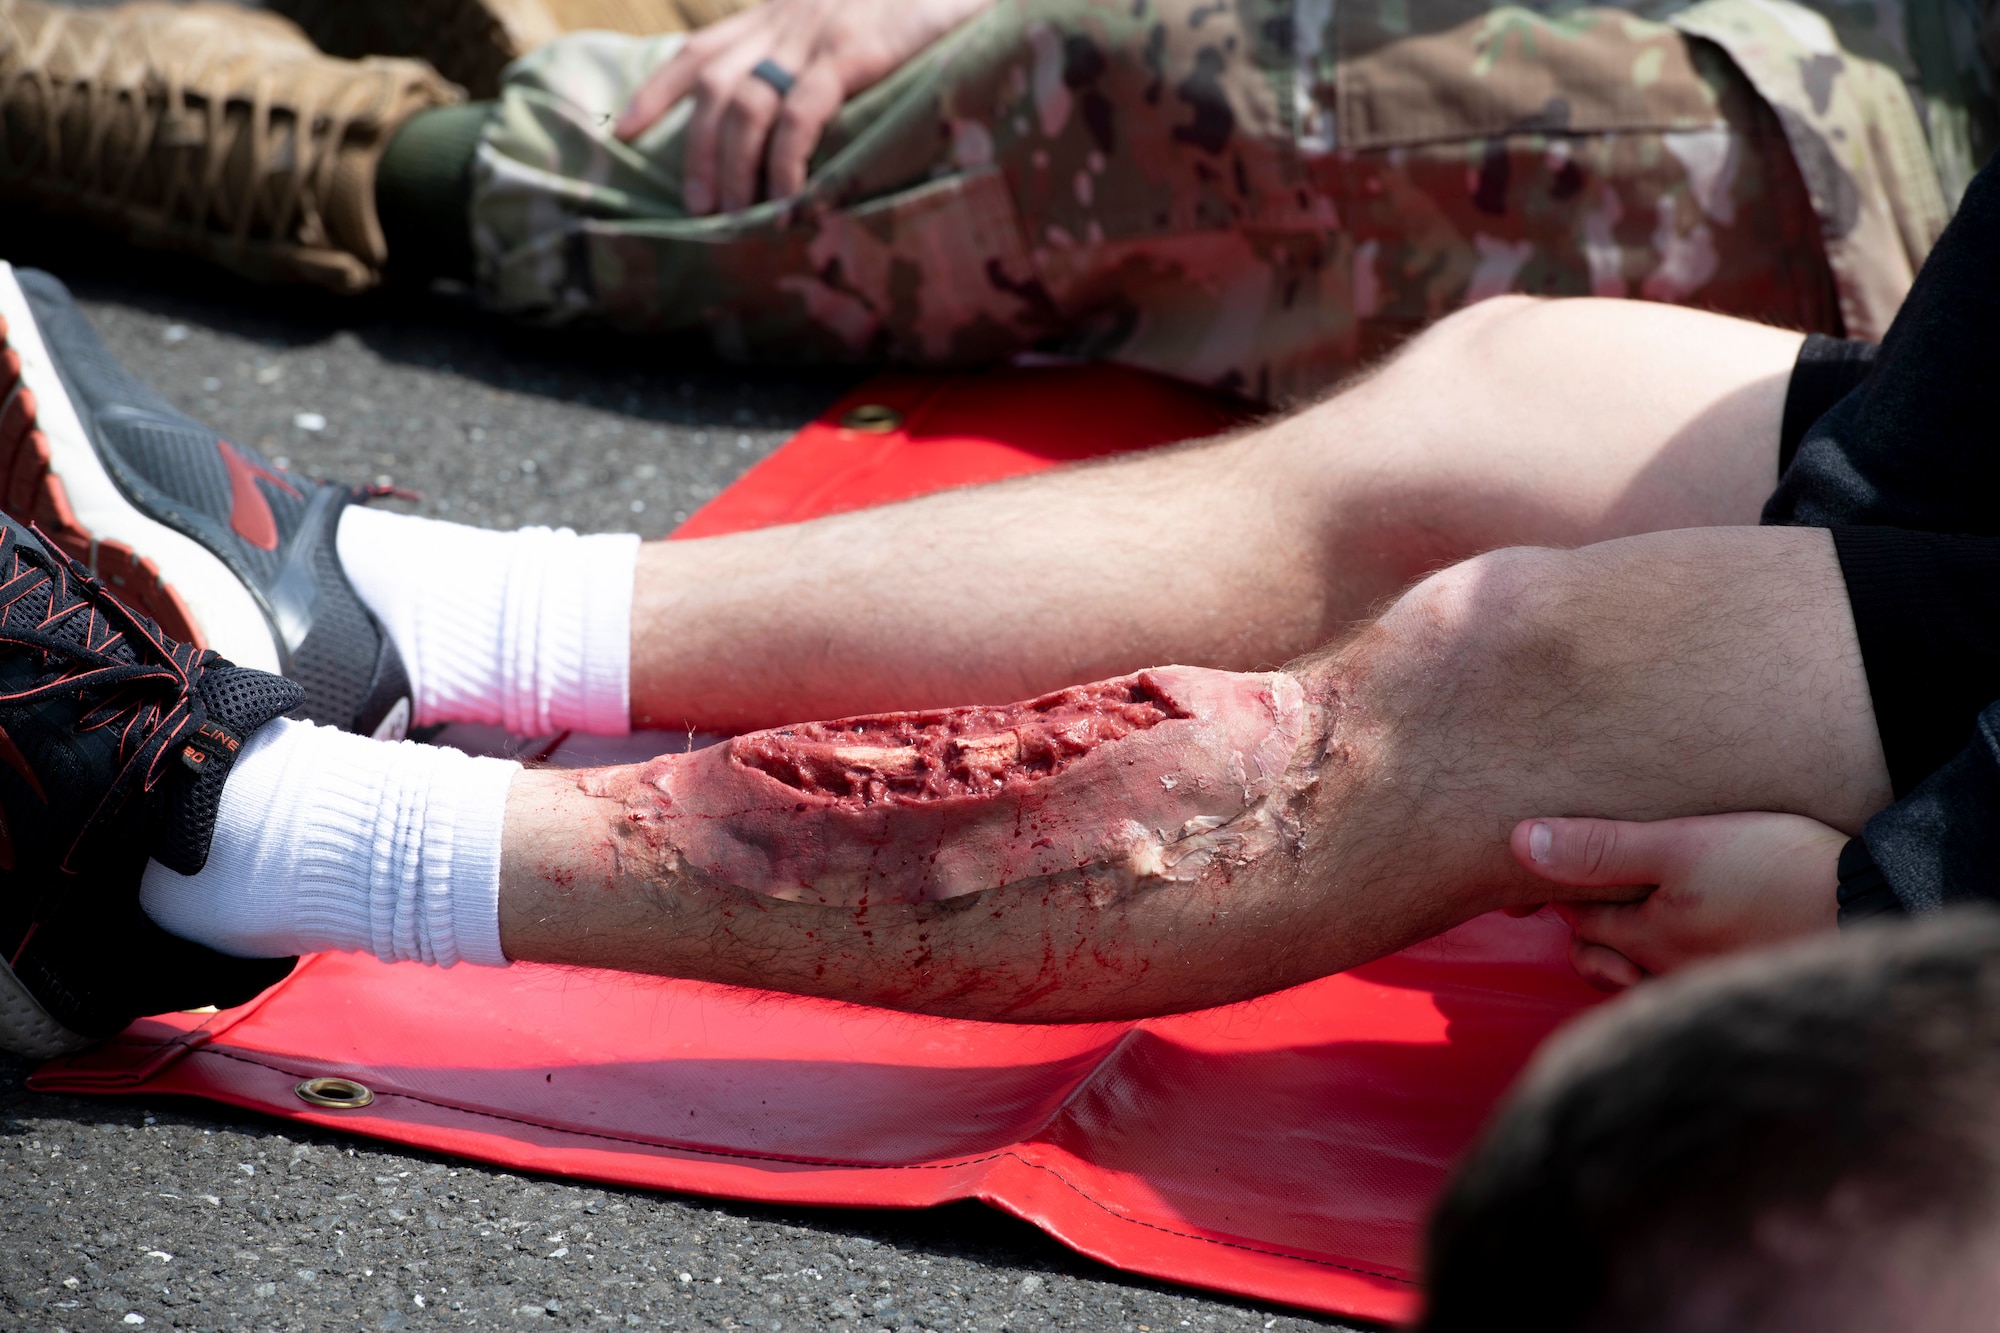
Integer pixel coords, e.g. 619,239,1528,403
0,517,299,1057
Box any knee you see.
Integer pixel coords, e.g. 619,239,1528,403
1377,294,1551,393
1424,293,1547,346
1340,545,1590,711
1385,543,1560,646
1279,295,1554,470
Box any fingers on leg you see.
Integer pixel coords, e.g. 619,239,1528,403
717,80,786,211
1561,900,1651,958
1570,935,1646,991
681,53,766,213
618,21,747,141
764,66,845,199
618,57,698,139
1514,816,1684,890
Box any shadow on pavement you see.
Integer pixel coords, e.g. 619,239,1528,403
0,212,867,432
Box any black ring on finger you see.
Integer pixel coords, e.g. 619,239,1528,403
749,58,796,97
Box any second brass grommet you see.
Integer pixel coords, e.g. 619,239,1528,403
839,404,904,434
295,1077,375,1110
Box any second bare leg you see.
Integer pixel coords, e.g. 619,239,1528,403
631,298,1805,731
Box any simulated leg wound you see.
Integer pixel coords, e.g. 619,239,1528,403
584,666,1327,906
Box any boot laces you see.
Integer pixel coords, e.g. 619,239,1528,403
0,523,212,872
0,2,454,265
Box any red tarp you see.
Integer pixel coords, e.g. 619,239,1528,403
34,365,1603,1326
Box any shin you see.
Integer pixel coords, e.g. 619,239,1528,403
588,666,1325,906
501,664,1344,1018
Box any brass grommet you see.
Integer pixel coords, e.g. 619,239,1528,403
294,1077,375,1110
839,404,904,434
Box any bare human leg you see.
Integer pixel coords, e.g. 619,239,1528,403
630,297,1806,732
504,526,1889,1022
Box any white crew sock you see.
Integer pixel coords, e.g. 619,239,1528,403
140,719,520,967
337,507,641,736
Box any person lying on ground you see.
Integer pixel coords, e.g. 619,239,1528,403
0,261,1853,1055
1420,913,2000,1333
9,140,2000,1059
0,0,1956,402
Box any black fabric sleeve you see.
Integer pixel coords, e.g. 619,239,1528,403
1763,149,2000,535
1779,335,1877,478
1829,528,2000,797
1846,699,2000,916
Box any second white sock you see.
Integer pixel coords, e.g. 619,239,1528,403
140,719,520,967
337,507,641,736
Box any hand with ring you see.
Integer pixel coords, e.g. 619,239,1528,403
616,0,1000,216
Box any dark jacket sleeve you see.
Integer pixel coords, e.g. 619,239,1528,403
1837,699,2000,924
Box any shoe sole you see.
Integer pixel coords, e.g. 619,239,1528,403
0,951,91,1059
0,265,282,674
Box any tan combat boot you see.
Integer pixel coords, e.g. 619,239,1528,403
0,0,463,293
269,0,763,100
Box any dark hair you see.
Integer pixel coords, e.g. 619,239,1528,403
1421,913,2000,1333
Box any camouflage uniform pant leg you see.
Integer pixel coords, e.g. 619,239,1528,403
1288,35,1842,384
471,0,1858,403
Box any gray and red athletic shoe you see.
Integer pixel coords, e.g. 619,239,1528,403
0,517,300,1056
0,263,412,740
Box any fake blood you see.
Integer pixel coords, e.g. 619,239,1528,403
731,678,1185,805
624,667,1315,907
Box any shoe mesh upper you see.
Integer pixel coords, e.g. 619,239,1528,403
18,268,413,737
97,415,249,541
0,521,303,872
151,664,314,876
22,269,303,587
291,531,408,733
13,273,181,418
0,521,304,1042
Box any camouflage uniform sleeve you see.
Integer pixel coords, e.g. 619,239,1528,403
1668,0,1952,338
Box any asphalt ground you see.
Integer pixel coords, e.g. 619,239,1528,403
0,216,1372,1331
